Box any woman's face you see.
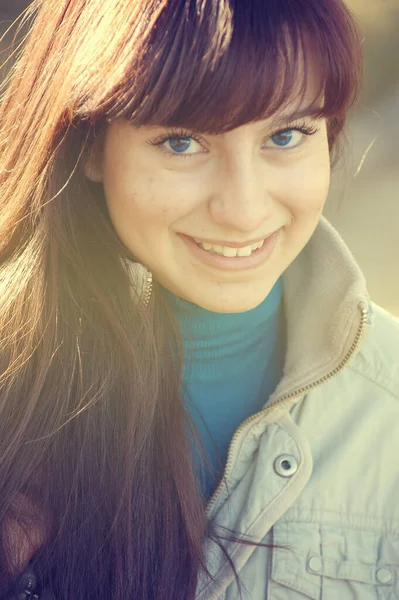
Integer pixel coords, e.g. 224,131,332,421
85,99,331,313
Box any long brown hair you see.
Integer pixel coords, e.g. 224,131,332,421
0,0,362,598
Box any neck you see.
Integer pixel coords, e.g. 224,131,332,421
160,279,283,380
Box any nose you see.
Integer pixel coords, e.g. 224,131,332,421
208,155,275,233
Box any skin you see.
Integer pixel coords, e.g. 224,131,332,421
85,95,331,313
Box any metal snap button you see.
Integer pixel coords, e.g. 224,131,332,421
308,556,323,574
273,454,298,477
376,567,393,584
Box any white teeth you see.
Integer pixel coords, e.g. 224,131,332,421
222,246,237,257
194,238,266,257
237,246,252,257
251,240,265,250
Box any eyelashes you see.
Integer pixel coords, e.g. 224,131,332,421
147,128,205,158
146,120,321,159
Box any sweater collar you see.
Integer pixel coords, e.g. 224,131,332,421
160,279,283,381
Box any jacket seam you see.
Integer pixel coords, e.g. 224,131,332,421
278,513,399,534
346,362,399,402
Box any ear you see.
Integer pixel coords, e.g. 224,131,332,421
83,133,104,183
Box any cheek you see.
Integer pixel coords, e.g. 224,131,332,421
104,178,167,240
104,167,203,234
103,165,201,249
284,154,331,217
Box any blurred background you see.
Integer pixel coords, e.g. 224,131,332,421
325,0,399,316
0,0,398,314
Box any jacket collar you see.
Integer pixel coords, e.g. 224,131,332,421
271,216,374,404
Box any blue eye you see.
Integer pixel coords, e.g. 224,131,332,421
149,131,205,157
167,137,192,153
265,125,319,149
149,123,319,157
271,130,294,147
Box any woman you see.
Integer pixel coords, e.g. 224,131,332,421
1,0,399,598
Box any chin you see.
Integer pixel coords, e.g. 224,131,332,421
194,292,269,314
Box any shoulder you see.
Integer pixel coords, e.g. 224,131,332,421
349,302,399,400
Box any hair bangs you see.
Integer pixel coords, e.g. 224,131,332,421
89,0,362,138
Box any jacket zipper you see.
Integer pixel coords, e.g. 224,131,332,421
206,302,369,517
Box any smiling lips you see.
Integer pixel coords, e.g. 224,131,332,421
181,229,279,271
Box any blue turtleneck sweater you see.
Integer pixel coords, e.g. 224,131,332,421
161,279,285,501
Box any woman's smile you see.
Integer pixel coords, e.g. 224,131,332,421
178,229,281,271
85,108,330,312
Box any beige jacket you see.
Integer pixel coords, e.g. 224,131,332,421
196,216,399,599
